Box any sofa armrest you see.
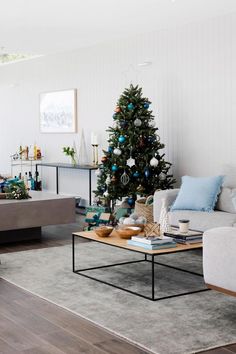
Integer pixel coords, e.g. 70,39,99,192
153,189,179,223
203,227,236,294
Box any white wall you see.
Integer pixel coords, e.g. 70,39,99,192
0,12,235,204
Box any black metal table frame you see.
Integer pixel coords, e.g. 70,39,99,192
72,234,210,301
36,163,97,205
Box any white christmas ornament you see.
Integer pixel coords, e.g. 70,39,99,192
134,118,142,127
113,148,121,156
103,191,109,197
106,176,111,185
95,169,102,176
159,172,166,180
126,157,135,168
150,157,159,167
149,120,156,127
120,171,130,185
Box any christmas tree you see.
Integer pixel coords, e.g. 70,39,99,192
94,84,175,207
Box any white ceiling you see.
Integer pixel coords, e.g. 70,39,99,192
1,0,236,55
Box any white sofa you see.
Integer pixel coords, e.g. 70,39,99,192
154,166,236,232
203,227,236,296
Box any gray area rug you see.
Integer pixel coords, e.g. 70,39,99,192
0,242,236,354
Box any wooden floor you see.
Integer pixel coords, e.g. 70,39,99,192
0,218,235,354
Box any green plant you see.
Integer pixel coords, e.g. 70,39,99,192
62,146,76,165
4,181,31,200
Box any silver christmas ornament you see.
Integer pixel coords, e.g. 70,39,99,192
126,157,135,168
159,172,166,180
150,157,159,167
113,148,121,156
134,118,142,127
120,171,130,185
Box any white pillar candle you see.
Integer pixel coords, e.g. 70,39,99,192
91,133,98,145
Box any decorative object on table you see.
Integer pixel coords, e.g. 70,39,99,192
178,219,190,233
135,196,153,224
62,146,77,166
78,128,89,165
40,89,77,133
164,227,203,244
116,226,141,239
94,84,175,208
159,198,171,235
144,222,160,237
94,226,113,238
4,180,31,200
118,213,146,231
91,132,99,165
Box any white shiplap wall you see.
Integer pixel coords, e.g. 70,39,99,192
0,12,235,203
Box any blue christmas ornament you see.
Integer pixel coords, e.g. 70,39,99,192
127,197,135,206
118,135,126,143
133,171,140,178
127,103,134,110
144,167,150,178
112,164,118,172
143,102,149,109
120,120,127,128
108,146,113,153
113,113,117,119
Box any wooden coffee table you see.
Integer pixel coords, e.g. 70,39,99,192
72,230,208,301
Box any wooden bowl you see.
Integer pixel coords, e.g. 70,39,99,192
116,226,141,239
94,226,113,237
118,223,145,232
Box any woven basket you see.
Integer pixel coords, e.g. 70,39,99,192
135,196,154,223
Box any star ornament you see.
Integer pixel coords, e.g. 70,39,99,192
126,157,135,168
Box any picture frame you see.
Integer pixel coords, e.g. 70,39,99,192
39,89,77,133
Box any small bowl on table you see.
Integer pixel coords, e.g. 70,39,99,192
118,223,145,232
94,226,114,238
116,226,141,239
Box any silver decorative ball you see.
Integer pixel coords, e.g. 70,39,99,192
134,118,142,127
150,157,159,167
159,172,166,180
113,148,121,156
103,191,109,197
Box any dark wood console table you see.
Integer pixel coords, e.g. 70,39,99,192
36,162,98,205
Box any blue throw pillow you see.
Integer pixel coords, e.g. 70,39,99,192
171,175,224,212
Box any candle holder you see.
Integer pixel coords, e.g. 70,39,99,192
92,144,99,165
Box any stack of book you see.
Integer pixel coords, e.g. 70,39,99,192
127,235,177,250
164,229,203,244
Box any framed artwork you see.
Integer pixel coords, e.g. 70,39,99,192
40,89,77,133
